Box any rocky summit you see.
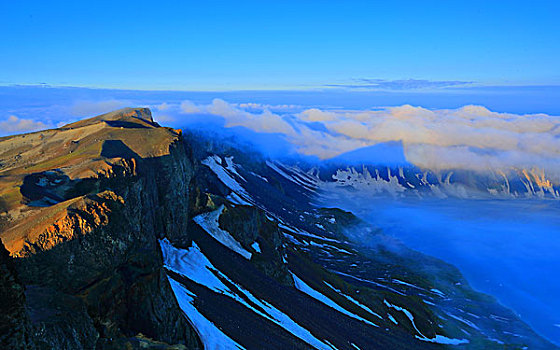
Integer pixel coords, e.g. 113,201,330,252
0,108,556,349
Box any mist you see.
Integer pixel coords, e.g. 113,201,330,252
320,190,560,345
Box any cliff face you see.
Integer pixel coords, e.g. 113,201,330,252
0,108,201,349
0,242,33,349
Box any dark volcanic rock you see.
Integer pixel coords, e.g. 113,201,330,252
219,204,292,285
25,285,98,349
0,109,201,349
0,241,34,349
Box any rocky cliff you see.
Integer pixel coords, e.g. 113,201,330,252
0,242,33,349
0,108,201,349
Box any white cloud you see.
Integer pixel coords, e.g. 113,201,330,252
174,99,560,175
181,99,297,136
236,102,301,111
0,115,49,135
156,102,171,111
404,144,560,174
318,105,560,157
70,99,131,117
180,100,201,114
178,99,360,157
153,114,175,123
298,108,338,122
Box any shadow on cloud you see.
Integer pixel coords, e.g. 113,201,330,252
171,98,560,178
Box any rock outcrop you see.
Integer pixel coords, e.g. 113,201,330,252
0,108,201,349
0,241,34,349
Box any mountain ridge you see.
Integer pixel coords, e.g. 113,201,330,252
0,108,555,349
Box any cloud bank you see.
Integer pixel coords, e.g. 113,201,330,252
0,115,49,135
178,99,367,159
2,87,557,177
70,99,131,117
178,99,560,176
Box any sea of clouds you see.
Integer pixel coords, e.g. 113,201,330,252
1,87,559,176
167,99,560,176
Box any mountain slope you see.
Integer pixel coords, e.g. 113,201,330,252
0,108,555,349
189,144,555,349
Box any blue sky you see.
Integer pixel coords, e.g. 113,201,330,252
2,1,559,90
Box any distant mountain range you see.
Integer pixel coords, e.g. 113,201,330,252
317,163,559,200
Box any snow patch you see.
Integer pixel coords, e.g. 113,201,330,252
291,272,378,327
328,167,407,197
446,312,481,331
167,277,245,350
308,241,353,255
202,156,254,204
251,242,261,253
226,192,252,206
250,171,269,182
417,335,469,345
323,282,382,319
384,300,426,337
160,239,333,350
266,161,317,192
392,279,427,292
224,156,246,181
331,270,406,296
430,288,445,297
193,206,252,259
278,223,340,243
384,299,468,345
